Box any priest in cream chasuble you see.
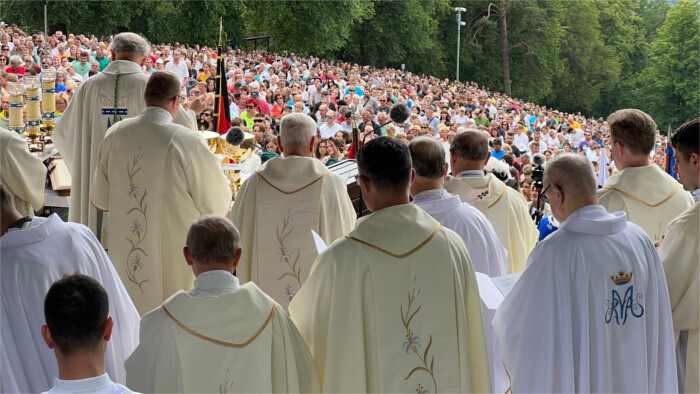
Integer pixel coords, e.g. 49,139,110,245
598,109,693,242
289,137,491,393
409,137,509,393
231,113,355,311
126,215,319,393
53,33,196,241
443,129,537,273
658,119,700,394
91,72,231,315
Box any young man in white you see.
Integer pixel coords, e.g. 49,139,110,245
41,274,136,394
493,154,677,392
1,186,139,394
658,118,700,393
125,215,319,393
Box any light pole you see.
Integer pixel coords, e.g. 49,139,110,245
455,7,466,82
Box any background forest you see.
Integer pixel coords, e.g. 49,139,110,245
3,0,698,128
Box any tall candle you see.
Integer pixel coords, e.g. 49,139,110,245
25,86,41,134
8,93,23,134
41,79,56,126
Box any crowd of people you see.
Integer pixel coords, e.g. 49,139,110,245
1,24,698,394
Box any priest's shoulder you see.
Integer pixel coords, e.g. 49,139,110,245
669,201,699,229
313,235,369,273
140,290,188,326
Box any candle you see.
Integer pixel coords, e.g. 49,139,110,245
8,82,24,134
25,86,41,134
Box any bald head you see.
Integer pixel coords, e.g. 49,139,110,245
451,129,490,161
544,153,597,198
409,137,446,179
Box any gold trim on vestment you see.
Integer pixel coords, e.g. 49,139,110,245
504,362,513,394
602,182,680,208
345,223,441,258
161,300,276,347
488,184,507,209
256,170,330,195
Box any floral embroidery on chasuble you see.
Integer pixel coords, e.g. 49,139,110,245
105,137,169,314
251,175,324,311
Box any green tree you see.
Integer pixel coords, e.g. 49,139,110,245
341,0,449,76
243,0,373,56
505,0,564,103
640,0,700,130
547,0,620,114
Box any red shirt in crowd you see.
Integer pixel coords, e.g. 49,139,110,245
5,66,25,75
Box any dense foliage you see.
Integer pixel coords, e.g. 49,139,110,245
2,0,697,128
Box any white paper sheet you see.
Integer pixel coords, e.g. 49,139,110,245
492,272,522,297
476,272,523,310
311,230,327,255
475,272,506,310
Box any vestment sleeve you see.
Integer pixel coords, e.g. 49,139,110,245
179,133,232,216
125,309,183,393
90,133,112,211
1,130,46,210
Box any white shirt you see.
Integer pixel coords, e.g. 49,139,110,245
165,60,189,84
513,133,529,153
456,169,486,178
319,122,343,139
44,374,135,394
188,270,240,298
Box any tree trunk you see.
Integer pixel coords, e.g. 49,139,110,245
499,0,512,96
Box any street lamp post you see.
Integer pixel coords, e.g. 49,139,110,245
455,7,466,82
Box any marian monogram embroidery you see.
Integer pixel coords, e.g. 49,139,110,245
125,147,149,293
401,277,438,393
605,270,644,325
276,209,302,304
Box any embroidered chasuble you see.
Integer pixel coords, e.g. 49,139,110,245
0,127,46,215
289,204,491,393
1,215,139,393
658,202,700,393
444,173,537,273
598,165,694,242
125,282,319,393
53,60,197,240
91,109,231,315
231,156,355,310
413,189,509,393
493,206,677,393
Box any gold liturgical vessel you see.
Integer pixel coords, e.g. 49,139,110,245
215,131,255,197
